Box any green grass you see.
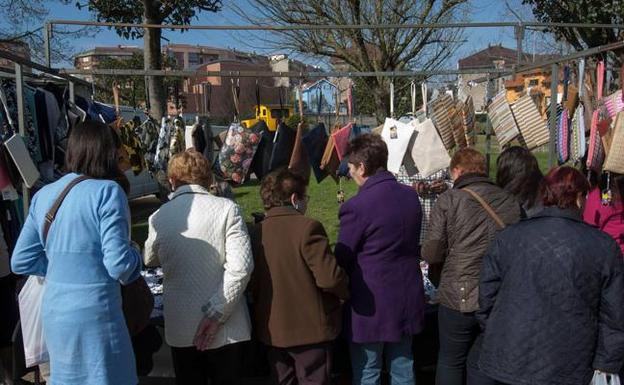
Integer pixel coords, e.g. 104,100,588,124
131,135,552,246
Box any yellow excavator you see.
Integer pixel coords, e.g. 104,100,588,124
241,104,295,131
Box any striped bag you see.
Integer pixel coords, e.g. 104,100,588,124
428,94,456,150
488,91,521,147
511,94,549,150
587,61,606,172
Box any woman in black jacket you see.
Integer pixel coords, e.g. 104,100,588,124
473,166,624,385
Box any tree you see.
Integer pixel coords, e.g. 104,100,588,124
238,0,468,123
94,53,181,109
522,0,624,61
79,0,222,120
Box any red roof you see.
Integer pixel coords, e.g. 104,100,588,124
458,44,554,69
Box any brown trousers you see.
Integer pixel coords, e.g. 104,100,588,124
268,342,333,385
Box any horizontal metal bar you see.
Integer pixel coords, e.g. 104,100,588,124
59,68,510,78
0,49,131,100
49,19,624,30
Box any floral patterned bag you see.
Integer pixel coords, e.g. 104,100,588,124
218,122,262,184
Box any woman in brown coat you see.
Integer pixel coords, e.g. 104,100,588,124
250,168,349,385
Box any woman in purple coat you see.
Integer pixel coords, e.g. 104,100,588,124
336,134,425,385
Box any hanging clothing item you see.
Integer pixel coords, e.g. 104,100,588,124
249,120,274,180
603,90,624,120
136,117,159,172
488,91,521,147
450,101,467,148
604,111,624,174
269,122,296,172
557,109,570,164
288,122,311,182
462,96,476,146
409,118,451,178
118,120,146,176
381,118,415,174
169,117,186,157
218,122,262,184
199,118,214,164
33,89,55,163
302,123,329,183
320,133,340,183
331,123,353,161
570,104,586,163
587,61,606,172
511,94,549,150
428,94,456,150
337,125,371,178
154,117,172,172
0,81,41,162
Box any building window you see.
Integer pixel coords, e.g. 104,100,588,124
81,57,90,63
188,52,201,66
528,79,539,86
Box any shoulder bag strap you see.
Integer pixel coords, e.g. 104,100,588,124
43,175,92,244
462,187,506,229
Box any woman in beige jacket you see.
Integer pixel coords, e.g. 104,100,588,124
144,149,253,385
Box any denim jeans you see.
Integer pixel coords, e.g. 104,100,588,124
350,336,415,385
435,305,480,385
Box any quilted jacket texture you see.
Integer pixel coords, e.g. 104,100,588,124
422,173,521,312
477,208,624,385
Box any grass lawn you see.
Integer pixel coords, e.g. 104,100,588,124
131,135,554,246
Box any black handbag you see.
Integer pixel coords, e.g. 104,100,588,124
42,175,153,336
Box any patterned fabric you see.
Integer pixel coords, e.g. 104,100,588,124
154,117,172,172
557,109,569,164
511,94,549,150
428,94,455,150
136,118,160,171
219,123,262,184
0,81,41,162
118,120,146,176
396,166,452,244
488,91,521,147
169,118,186,157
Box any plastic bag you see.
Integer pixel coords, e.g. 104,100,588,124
591,371,621,385
18,275,48,367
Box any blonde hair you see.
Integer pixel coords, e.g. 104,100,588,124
167,149,213,189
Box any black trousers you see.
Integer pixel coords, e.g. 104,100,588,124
435,305,480,385
268,342,333,385
171,342,243,385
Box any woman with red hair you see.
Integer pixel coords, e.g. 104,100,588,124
471,167,624,385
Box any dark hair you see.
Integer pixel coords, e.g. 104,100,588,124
65,121,129,193
540,166,589,209
450,148,487,174
260,167,307,210
345,134,388,177
496,146,543,209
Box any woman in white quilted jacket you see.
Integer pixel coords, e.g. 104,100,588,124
144,149,253,385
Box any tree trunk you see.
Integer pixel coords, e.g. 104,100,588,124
143,0,166,121
372,80,390,124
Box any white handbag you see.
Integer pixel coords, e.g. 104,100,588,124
18,275,49,367
381,118,415,174
410,118,451,178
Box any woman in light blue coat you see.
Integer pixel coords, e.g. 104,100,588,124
11,121,142,385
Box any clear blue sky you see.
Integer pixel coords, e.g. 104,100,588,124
46,0,524,67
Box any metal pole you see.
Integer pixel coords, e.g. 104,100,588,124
515,24,525,65
69,81,75,103
14,63,29,215
47,19,624,31
44,22,52,68
549,64,559,168
485,115,493,177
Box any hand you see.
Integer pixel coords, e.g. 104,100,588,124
412,182,429,195
193,315,221,351
429,180,448,194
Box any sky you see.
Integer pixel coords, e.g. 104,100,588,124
41,0,531,68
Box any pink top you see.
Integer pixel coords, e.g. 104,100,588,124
583,187,624,256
